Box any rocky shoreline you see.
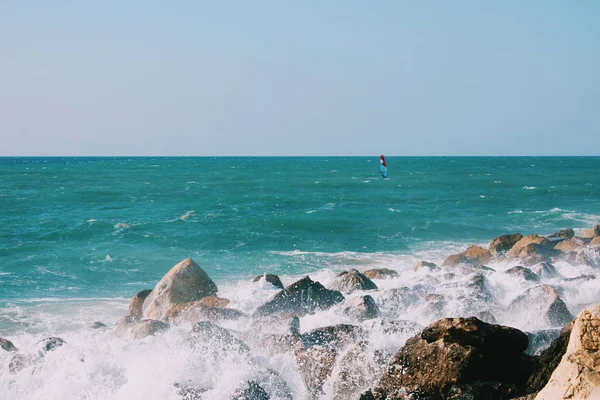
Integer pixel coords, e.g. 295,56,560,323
2,224,600,399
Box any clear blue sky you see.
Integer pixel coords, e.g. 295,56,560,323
1,1,598,156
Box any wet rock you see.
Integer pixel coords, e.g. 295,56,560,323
328,269,378,293
143,258,218,321
443,245,492,267
505,266,540,282
375,287,420,314
564,273,596,282
129,289,152,317
547,228,575,240
39,337,66,352
414,261,438,272
576,247,600,268
507,285,573,330
363,268,399,279
174,382,209,400
446,382,519,399
589,236,600,247
507,235,554,257
372,317,536,400
198,296,230,308
476,311,497,324
0,338,18,352
166,302,245,325
114,315,140,337
530,262,560,279
333,341,387,400
188,321,250,355
534,305,599,399
579,224,600,239
252,274,284,289
255,276,344,316
554,236,587,253
130,319,169,339
253,369,294,400
525,329,561,355
518,243,552,266
301,324,363,350
342,295,381,321
296,346,337,398
526,323,573,392
90,321,107,329
231,381,270,400
362,319,423,338
488,233,523,256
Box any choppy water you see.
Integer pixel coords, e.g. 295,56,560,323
1,156,599,399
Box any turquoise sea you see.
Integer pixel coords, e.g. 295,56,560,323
1,156,599,303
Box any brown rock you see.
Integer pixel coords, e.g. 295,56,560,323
442,245,492,267
142,258,218,321
589,236,600,247
296,347,337,397
164,301,244,325
333,341,386,400
252,274,284,289
198,296,230,308
328,269,378,293
363,268,399,279
530,262,560,279
129,319,169,339
128,289,152,317
489,233,523,256
414,261,438,272
507,235,553,258
554,236,587,253
580,224,600,239
518,243,552,266
547,228,575,240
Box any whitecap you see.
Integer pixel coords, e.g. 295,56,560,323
114,223,131,229
522,186,537,190
180,211,196,221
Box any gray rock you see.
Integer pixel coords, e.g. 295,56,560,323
0,337,18,352
507,285,573,329
252,274,284,289
342,295,381,321
414,261,438,272
505,266,540,282
328,269,378,293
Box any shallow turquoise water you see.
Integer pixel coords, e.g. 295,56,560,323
1,156,598,302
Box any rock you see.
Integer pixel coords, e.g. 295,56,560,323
188,321,250,355
507,235,553,258
342,295,381,321
143,258,218,321
362,268,399,279
333,341,386,400
296,346,337,398
414,261,438,272
476,311,497,324
362,319,424,338
129,319,169,339
446,382,519,400
525,329,561,355
505,266,541,282
252,274,284,289
576,247,600,268
442,245,492,267
174,383,208,400
547,228,575,240
129,289,152,317
255,276,344,316
554,236,587,253
526,324,572,392
564,274,596,282
580,224,600,239
327,269,378,293
375,287,420,314
489,233,523,256
0,338,18,352
518,243,552,266
231,381,270,400
530,262,560,279
507,285,573,330
372,317,536,400
589,236,600,247
39,337,66,352
90,321,107,329
301,324,363,350
165,302,245,325
198,296,230,308
114,315,140,337
534,305,600,399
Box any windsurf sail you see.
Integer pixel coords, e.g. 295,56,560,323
379,155,388,178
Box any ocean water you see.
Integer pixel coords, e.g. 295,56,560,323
1,156,599,399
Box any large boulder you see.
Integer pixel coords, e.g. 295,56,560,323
443,245,492,267
372,317,536,399
580,224,600,239
164,301,244,325
362,268,399,279
505,266,540,282
489,233,523,256
517,243,553,266
507,235,553,258
554,237,587,253
327,269,378,293
255,276,344,316
507,285,573,330
143,258,218,321
252,274,284,289
129,289,152,317
535,305,600,399
342,295,381,321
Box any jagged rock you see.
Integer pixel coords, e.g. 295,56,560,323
328,269,378,293
443,245,492,267
296,346,337,398
526,323,572,393
554,236,587,253
534,305,600,399
414,261,438,272
525,329,561,355
143,258,218,321
372,317,536,400
507,235,553,258
507,285,573,330
188,321,250,355
255,276,344,316
301,324,363,350
231,381,270,400
530,262,560,279
580,224,600,239
506,266,540,282
129,289,152,317
489,233,523,256
252,274,284,289
198,296,230,308
342,295,381,321
333,341,387,400
547,228,575,240
129,319,169,339
363,268,399,279
90,321,107,329
0,338,18,352
165,302,245,325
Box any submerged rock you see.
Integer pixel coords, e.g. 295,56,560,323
0,338,18,352
327,269,378,293
255,276,344,316
489,233,523,256
525,329,561,355
375,287,420,314
252,274,284,289
362,268,399,279
90,321,107,329
129,289,152,317
143,258,218,321
507,285,573,330
39,337,66,352
505,266,540,282
342,295,381,321
372,317,536,399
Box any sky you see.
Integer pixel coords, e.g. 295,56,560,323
0,1,599,156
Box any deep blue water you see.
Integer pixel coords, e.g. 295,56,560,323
1,156,598,303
